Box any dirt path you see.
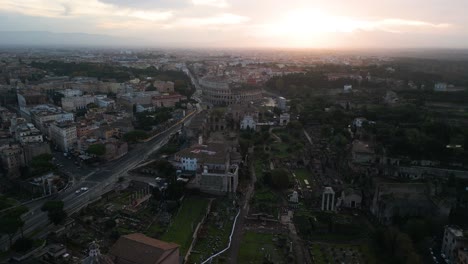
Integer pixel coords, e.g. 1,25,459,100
227,159,257,263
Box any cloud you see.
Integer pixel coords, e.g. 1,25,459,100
172,13,248,27
372,19,451,33
99,0,190,9
191,0,229,8
0,0,173,21
255,9,452,38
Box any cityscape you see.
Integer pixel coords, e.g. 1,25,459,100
1,1,468,264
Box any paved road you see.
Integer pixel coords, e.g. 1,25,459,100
0,113,197,251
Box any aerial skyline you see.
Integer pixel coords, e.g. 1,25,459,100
1,0,467,48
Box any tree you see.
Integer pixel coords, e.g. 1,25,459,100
87,102,98,109
30,154,55,176
146,84,157,91
123,130,148,143
0,216,21,248
41,200,67,225
0,205,29,248
12,237,33,253
87,144,106,156
271,169,290,190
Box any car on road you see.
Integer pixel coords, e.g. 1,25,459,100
75,187,89,194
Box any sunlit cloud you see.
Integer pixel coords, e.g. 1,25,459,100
191,0,229,8
172,13,249,28
0,0,462,48
246,9,453,48
260,9,452,37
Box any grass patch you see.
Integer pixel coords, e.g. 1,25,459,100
293,169,312,187
251,188,280,216
145,222,166,238
254,159,266,182
238,231,288,264
161,197,210,255
310,243,377,264
0,195,19,210
189,199,236,263
294,209,371,243
270,142,290,158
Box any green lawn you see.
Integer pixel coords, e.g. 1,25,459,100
189,199,236,263
145,221,166,238
251,188,280,216
161,197,210,255
0,195,18,211
310,243,378,264
254,159,265,181
270,142,290,158
294,169,312,187
294,209,371,243
238,231,288,264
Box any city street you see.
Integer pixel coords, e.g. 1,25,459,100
0,112,197,251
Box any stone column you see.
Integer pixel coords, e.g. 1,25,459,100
321,192,325,210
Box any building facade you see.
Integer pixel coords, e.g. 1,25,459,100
240,115,256,130
277,96,287,110
322,187,336,211
30,105,74,134
442,226,468,263
200,77,262,106
154,81,175,93
0,144,24,177
49,121,77,152
61,95,95,111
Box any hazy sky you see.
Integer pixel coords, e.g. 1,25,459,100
1,0,467,48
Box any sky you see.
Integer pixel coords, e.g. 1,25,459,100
0,0,467,49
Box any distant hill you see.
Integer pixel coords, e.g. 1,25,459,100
0,31,136,47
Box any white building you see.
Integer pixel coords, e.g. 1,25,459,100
322,187,335,211
180,156,197,171
49,121,77,152
29,105,74,134
339,188,362,209
344,84,353,92
277,96,287,110
135,104,155,113
119,91,160,106
289,191,299,203
61,95,95,111
442,226,468,263
434,82,448,92
15,123,43,144
95,95,115,108
174,143,239,194
352,117,367,128
279,113,290,126
58,89,83,98
240,115,256,130
199,165,238,194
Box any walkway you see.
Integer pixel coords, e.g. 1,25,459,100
227,160,257,263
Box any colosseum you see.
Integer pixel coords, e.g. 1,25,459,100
199,77,263,106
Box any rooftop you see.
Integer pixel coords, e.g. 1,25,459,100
109,233,179,264
176,143,227,164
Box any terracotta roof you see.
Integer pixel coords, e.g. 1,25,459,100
175,143,227,164
109,233,179,264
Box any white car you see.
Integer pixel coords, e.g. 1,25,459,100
81,187,89,192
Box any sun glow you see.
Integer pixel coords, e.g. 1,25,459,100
260,9,366,47
275,9,365,34
257,9,452,47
